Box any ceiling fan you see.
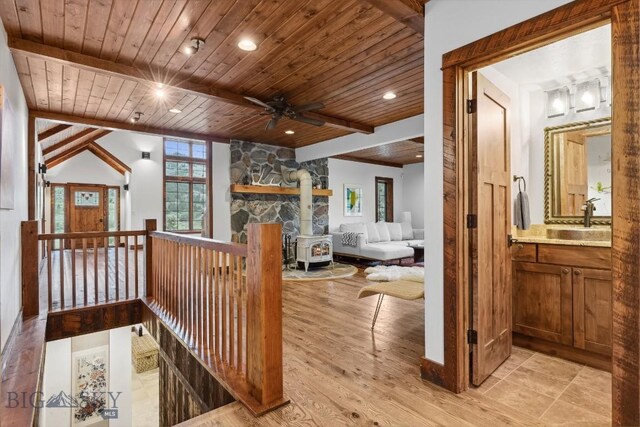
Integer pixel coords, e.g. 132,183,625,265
244,94,326,130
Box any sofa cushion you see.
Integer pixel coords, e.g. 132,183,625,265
384,241,410,246
404,239,425,247
388,223,403,241
365,222,380,243
400,221,414,240
360,243,413,260
340,223,367,241
376,222,390,242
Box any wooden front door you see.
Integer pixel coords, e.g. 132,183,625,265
469,72,512,385
68,184,106,235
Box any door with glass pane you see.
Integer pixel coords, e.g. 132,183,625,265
375,177,394,222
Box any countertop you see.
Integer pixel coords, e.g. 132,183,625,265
511,224,611,248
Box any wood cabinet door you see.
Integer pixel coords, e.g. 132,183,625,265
573,268,612,355
469,72,512,385
512,262,573,346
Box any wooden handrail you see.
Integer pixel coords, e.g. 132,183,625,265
148,231,248,256
38,229,146,240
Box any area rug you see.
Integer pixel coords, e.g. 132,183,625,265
282,263,357,282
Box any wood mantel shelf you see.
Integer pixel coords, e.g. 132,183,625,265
230,184,333,197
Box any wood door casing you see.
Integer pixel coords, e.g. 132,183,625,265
68,184,106,235
513,261,574,346
573,267,612,355
469,72,512,385
558,131,588,216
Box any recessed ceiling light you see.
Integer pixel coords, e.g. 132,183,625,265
169,108,182,114
285,130,295,135
383,91,397,100
238,39,257,51
416,154,423,158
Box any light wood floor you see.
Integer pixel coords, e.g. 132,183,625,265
180,272,581,427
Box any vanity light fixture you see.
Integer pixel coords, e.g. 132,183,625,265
545,87,570,118
184,37,205,55
285,130,295,135
238,39,257,51
575,79,602,113
382,91,397,100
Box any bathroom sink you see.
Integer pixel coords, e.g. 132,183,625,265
546,227,611,242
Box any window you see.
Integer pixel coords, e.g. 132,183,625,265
375,177,394,222
163,139,209,232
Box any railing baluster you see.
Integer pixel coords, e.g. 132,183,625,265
59,238,65,310
47,240,52,311
124,236,129,299
236,255,243,371
134,235,139,298
114,237,119,301
93,238,98,304
229,254,235,366
104,237,109,303
221,252,227,363
71,239,76,308
214,249,220,358
82,238,88,306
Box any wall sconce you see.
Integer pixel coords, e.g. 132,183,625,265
45,180,51,188
141,152,151,159
545,87,570,118
575,79,602,113
123,184,129,191
38,163,47,174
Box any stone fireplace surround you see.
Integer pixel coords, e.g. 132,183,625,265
229,140,329,244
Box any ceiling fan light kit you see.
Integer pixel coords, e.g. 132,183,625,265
244,94,326,130
185,37,205,55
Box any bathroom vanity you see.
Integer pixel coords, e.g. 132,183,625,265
511,225,612,370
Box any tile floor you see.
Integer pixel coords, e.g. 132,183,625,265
131,366,160,427
471,346,611,425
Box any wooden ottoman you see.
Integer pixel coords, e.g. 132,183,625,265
131,333,159,373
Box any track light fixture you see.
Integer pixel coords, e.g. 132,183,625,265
131,112,143,123
185,37,205,55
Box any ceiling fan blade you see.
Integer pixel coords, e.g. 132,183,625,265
294,115,325,127
293,102,325,113
266,116,280,130
245,96,274,110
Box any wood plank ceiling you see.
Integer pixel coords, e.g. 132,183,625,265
334,138,424,167
0,0,424,148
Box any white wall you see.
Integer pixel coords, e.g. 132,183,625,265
402,163,424,229
328,158,404,230
0,23,29,351
423,0,574,364
212,142,231,242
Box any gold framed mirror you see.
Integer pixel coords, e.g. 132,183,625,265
544,117,611,225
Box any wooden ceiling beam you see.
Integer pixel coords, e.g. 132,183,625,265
333,154,403,168
42,128,110,156
37,124,71,142
46,141,92,169
360,0,425,36
11,38,374,135
86,142,131,175
30,111,228,143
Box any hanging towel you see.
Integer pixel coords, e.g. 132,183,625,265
515,190,531,230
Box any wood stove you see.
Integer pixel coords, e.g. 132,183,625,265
296,235,333,272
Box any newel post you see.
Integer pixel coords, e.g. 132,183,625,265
145,219,157,298
246,223,284,406
21,221,39,316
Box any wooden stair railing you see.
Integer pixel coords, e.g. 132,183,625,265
145,223,287,416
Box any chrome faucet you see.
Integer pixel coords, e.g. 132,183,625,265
583,198,600,228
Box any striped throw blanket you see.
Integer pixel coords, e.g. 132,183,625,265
341,232,361,247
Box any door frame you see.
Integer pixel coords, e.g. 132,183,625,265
419,1,640,425
50,183,122,235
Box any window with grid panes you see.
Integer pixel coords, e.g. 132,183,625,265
163,139,208,232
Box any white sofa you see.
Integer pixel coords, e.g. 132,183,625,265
331,221,424,262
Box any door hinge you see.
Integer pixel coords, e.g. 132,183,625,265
466,214,477,229
467,99,477,114
467,329,478,345
507,234,513,247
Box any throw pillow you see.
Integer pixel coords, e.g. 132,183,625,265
340,223,368,241
376,221,391,242
366,222,380,243
400,221,414,240
387,222,403,241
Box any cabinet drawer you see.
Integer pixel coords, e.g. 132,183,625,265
511,243,536,261
538,244,611,270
